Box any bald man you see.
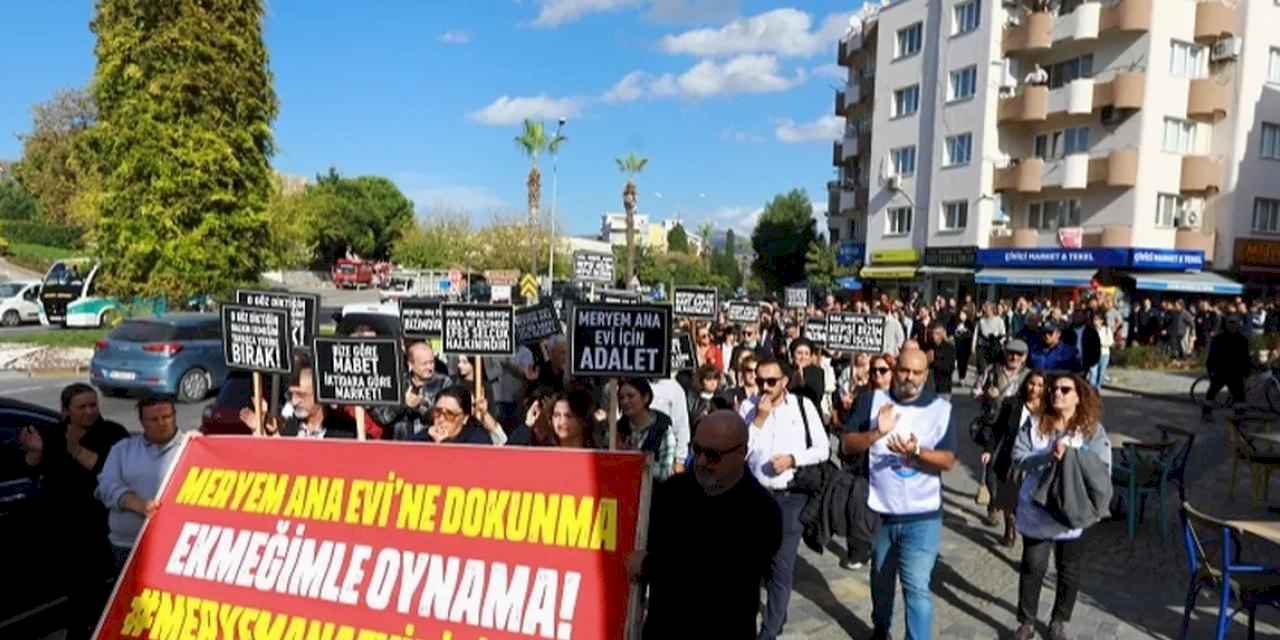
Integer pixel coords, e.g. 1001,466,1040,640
629,411,782,639
843,349,956,640
389,342,452,440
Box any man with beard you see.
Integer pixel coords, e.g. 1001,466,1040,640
628,411,782,639
843,349,957,640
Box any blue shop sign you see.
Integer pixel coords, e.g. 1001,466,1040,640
836,241,866,267
833,276,863,290
1130,248,1204,270
977,248,1129,268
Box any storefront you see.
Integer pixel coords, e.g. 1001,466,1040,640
1234,238,1280,298
921,246,977,301
860,248,921,300
976,246,1243,302
1104,248,1242,297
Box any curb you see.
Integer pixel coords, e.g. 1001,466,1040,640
1102,382,1193,406
24,366,89,378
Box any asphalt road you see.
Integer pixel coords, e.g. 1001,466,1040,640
0,371,213,432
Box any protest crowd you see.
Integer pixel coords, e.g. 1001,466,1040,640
15,283,1280,640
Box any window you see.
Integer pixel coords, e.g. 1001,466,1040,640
891,146,917,176
830,228,841,244
1163,118,1197,154
1255,198,1280,234
953,0,980,35
896,23,923,59
887,207,913,235
944,133,973,167
1028,200,1082,230
1262,123,1280,160
1046,54,1094,89
1170,40,1205,79
893,85,920,117
949,66,978,101
941,200,969,231
1033,127,1089,159
1156,194,1183,229
1270,48,1280,84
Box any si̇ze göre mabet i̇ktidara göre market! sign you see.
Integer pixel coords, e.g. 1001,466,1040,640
93,435,651,639
312,337,404,407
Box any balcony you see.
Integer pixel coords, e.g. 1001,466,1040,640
998,86,1049,123
1099,0,1153,33
1176,230,1216,261
1181,155,1224,193
1091,72,1145,111
1047,79,1098,117
1086,148,1139,188
994,158,1044,194
1194,2,1235,43
842,135,860,161
832,142,842,167
1052,2,1101,43
1018,148,1137,192
1188,78,1229,121
847,82,861,107
835,90,846,117
1004,11,1053,55
987,225,1135,249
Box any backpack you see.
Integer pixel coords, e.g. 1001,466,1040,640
639,414,671,457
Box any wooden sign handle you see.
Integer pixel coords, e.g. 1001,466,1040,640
354,405,367,441
474,356,484,403
252,371,264,437
607,378,619,451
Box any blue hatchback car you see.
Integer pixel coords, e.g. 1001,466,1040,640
90,313,228,403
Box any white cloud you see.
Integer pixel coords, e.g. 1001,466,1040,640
394,172,512,216
467,95,583,126
712,205,764,235
811,63,845,80
439,30,472,45
774,114,843,143
602,72,650,103
647,0,739,24
531,0,643,27
604,54,804,101
659,8,853,58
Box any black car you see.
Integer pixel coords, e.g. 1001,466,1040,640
0,397,76,637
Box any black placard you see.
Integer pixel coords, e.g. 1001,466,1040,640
235,289,320,350
441,303,515,355
574,251,616,284
670,333,698,372
923,246,978,268
672,287,718,319
803,319,828,346
399,298,443,339
221,304,292,375
784,286,809,309
826,313,887,353
313,337,403,406
514,302,562,345
570,303,672,378
726,301,762,325
599,289,639,305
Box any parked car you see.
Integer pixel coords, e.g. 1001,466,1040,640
0,397,73,637
0,281,41,327
201,371,295,435
90,314,228,403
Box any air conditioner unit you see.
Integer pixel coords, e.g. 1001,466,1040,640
887,175,903,191
1100,106,1121,125
1211,37,1243,63
1179,208,1201,230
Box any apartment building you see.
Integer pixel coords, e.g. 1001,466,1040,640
834,0,1278,300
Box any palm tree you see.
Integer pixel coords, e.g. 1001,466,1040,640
616,153,648,289
514,119,567,272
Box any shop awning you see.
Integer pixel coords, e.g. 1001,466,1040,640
975,268,1096,287
833,276,863,290
1123,270,1243,295
918,266,975,275
860,266,919,279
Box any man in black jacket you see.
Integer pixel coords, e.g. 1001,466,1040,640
1203,315,1252,420
925,323,957,396
629,411,782,639
1062,310,1101,375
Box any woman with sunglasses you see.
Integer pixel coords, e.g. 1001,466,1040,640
834,352,870,429
722,354,760,413
694,323,724,375
833,352,895,570
413,385,494,445
983,370,1045,547
617,378,678,481
1011,372,1111,640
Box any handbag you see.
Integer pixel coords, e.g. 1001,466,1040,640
787,394,830,496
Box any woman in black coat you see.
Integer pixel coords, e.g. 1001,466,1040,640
982,370,1046,547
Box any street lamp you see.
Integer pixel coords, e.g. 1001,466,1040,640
548,118,566,290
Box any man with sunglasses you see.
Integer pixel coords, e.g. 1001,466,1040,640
842,349,957,640
629,411,781,639
741,357,829,640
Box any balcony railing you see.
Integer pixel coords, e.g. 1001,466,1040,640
832,142,843,167
994,158,1045,193
1194,1,1235,42
1091,71,1146,111
987,225,1136,249
835,91,846,117
1181,155,1224,194
1099,0,1153,33
1176,229,1216,261
998,86,1049,123
1188,78,1229,121
1003,11,1053,55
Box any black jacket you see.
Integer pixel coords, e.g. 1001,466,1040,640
1207,331,1251,379
279,410,358,439
926,339,957,394
985,398,1028,483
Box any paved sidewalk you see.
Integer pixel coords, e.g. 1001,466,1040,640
780,386,1280,639
1103,367,1199,404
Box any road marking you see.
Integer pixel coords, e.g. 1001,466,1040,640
2,384,60,395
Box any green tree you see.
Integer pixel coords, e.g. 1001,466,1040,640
0,180,40,221
86,1,278,299
751,189,817,294
11,88,98,228
392,215,474,269
804,241,837,290
514,120,566,272
262,176,318,271
666,223,690,253
307,170,414,263
616,152,648,288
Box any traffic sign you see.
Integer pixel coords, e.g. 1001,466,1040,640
520,273,540,300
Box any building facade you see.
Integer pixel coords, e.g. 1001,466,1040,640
835,0,1276,300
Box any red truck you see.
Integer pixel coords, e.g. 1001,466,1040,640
332,258,374,289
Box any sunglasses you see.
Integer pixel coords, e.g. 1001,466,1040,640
432,407,465,420
872,367,891,375
691,441,745,463
758,376,785,388
1052,385,1076,396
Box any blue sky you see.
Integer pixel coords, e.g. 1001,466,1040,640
1,1,863,238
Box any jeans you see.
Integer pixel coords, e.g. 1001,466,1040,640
111,544,133,576
760,492,806,640
871,516,942,639
1087,351,1110,388
1018,536,1085,624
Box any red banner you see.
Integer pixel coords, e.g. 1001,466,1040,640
95,437,648,640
